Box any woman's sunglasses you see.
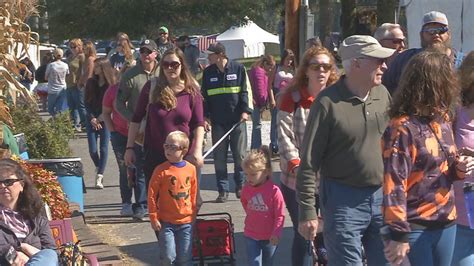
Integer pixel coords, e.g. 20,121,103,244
308,63,332,71
162,61,181,70
0,179,21,187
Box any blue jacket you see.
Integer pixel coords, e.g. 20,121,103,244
383,48,464,94
201,60,252,125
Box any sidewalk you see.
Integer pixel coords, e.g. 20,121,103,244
70,121,294,265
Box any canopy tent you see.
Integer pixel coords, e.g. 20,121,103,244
216,19,279,59
401,0,474,52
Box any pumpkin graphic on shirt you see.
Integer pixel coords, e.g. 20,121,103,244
168,175,191,207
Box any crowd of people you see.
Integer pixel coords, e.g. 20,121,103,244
4,9,474,266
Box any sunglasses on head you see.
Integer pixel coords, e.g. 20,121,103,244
164,143,183,151
421,26,449,35
162,61,181,70
0,179,21,187
308,63,332,71
139,48,153,55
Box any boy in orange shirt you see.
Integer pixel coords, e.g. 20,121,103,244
148,131,197,265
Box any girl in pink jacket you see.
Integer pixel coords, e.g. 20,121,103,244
241,146,285,266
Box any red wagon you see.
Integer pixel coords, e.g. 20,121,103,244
192,212,236,266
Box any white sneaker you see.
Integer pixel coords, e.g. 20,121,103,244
95,174,104,189
120,203,133,216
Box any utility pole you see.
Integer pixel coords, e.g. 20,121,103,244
286,0,301,63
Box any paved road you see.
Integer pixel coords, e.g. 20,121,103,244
71,121,294,265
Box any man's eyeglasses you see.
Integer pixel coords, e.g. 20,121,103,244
421,26,449,35
139,48,153,55
162,61,181,70
164,143,183,151
308,63,332,72
357,57,387,65
70,46,77,49
0,179,21,187
382,38,405,45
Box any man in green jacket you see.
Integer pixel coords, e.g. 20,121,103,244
115,39,160,220
296,35,394,265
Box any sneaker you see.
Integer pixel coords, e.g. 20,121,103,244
120,203,133,217
95,174,104,189
133,206,147,220
215,191,229,203
235,188,242,199
74,125,82,133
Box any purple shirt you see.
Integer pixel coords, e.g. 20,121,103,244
132,81,205,157
454,106,474,226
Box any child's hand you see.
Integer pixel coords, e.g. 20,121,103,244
151,220,161,231
270,235,279,246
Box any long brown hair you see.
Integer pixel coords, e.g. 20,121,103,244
83,41,96,58
151,48,201,110
85,58,111,108
389,50,459,120
285,46,339,93
458,51,474,106
0,159,43,220
251,54,275,69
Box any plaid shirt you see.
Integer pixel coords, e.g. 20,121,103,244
277,88,315,189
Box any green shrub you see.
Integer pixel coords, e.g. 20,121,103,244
11,105,74,159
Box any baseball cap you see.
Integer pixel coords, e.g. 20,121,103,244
159,26,169,34
204,42,226,54
140,39,158,51
339,35,395,61
422,11,448,27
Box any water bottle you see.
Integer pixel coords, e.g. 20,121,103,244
127,166,136,188
464,182,474,229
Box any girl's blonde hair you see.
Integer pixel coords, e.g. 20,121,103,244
83,41,97,58
242,146,272,173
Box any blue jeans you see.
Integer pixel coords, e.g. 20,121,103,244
319,178,388,266
452,224,474,266
110,132,147,207
251,106,262,149
47,89,68,116
85,121,110,174
245,236,277,266
66,87,86,127
407,224,456,266
157,222,193,266
26,249,58,265
280,183,311,266
211,122,246,193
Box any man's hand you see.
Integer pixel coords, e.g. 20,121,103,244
151,220,162,232
298,219,318,241
204,120,211,132
240,112,249,122
12,251,29,266
384,240,410,265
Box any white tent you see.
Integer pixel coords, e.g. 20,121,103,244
216,19,279,60
401,0,474,52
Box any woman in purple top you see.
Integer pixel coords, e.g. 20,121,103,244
124,48,205,188
453,51,474,266
249,55,275,149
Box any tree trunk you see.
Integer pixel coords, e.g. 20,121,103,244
377,0,397,25
286,0,300,63
340,0,356,38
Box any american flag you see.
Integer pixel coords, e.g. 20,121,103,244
197,34,218,52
